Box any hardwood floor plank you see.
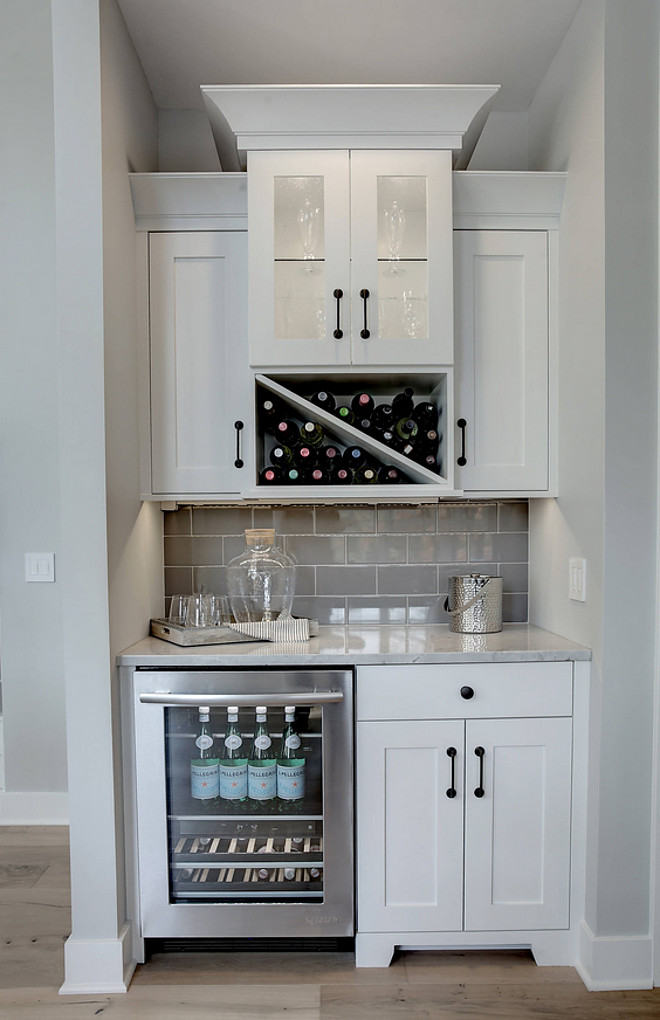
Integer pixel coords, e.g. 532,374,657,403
0,828,69,848
0,983,321,1019
320,980,660,1019
0,935,66,989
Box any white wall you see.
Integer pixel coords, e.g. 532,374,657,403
158,109,222,171
528,0,658,983
0,1,69,821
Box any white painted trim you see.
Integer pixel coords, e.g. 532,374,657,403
576,920,653,990
60,922,136,994
0,792,69,825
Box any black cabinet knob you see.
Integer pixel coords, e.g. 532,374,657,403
460,686,475,700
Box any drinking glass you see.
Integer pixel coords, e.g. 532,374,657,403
167,594,188,626
205,594,231,627
185,593,207,628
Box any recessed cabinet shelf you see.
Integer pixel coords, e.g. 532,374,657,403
248,372,456,501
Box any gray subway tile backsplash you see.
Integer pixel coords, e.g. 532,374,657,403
162,500,529,624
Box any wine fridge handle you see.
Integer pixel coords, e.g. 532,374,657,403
234,420,244,468
139,691,344,708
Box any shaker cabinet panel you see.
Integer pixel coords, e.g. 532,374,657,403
454,230,549,492
357,719,464,932
149,231,252,495
464,716,572,931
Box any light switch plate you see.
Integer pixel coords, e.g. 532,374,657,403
25,552,55,583
568,557,586,602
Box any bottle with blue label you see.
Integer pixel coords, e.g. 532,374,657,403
277,706,305,802
248,706,277,802
219,706,247,802
190,706,220,801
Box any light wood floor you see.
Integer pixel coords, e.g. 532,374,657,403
1,827,659,1018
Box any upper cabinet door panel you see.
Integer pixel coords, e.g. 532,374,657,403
454,230,549,492
149,231,251,495
248,150,351,367
350,150,453,367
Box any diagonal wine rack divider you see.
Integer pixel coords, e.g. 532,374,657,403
255,373,449,489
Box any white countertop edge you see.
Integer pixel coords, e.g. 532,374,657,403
116,624,591,667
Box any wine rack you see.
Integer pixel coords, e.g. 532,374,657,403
251,371,456,499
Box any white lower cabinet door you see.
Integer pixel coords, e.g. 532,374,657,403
464,716,572,931
357,720,464,933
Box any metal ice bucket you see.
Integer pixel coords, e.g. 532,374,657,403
444,573,503,634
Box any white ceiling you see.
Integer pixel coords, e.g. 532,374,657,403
116,0,582,113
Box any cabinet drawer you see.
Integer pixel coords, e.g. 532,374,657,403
356,662,573,720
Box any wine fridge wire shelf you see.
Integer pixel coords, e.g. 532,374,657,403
170,834,324,900
252,372,455,498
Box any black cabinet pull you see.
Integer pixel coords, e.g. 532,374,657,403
446,747,457,799
474,746,485,798
359,288,370,339
460,686,474,700
457,418,467,467
333,289,343,339
234,420,244,468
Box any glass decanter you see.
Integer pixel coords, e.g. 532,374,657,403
227,529,296,623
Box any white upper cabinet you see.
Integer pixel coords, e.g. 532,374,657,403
149,231,252,496
248,149,453,368
453,229,549,492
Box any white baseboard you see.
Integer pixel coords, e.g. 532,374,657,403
576,920,653,990
0,791,69,825
60,922,136,994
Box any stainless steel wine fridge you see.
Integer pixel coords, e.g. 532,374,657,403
124,668,354,946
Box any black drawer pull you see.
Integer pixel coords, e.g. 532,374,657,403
446,746,457,799
460,686,474,700
474,746,485,798
333,289,343,339
457,418,467,467
359,289,370,339
234,420,244,468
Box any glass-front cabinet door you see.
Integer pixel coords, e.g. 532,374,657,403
249,151,351,367
248,150,453,368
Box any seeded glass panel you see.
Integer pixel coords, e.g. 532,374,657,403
377,176,428,341
274,178,326,341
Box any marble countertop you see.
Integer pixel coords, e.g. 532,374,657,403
117,623,590,667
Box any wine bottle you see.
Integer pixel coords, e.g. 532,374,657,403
190,707,220,802
351,392,375,415
219,706,247,802
285,466,303,484
371,403,394,430
309,466,330,484
342,445,366,468
394,418,419,442
372,426,397,448
293,444,315,469
333,466,353,484
248,707,277,803
277,706,305,802
356,416,373,435
391,386,414,417
299,421,324,448
269,445,293,466
378,465,407,484
411,401,438,429
309,390,336,412
418,453,440,472
259,466,283,485
353,464,379,484
260,397,284,429
320,444,341,466
274,419,300,447
414,428,440,455
335,405,356,425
